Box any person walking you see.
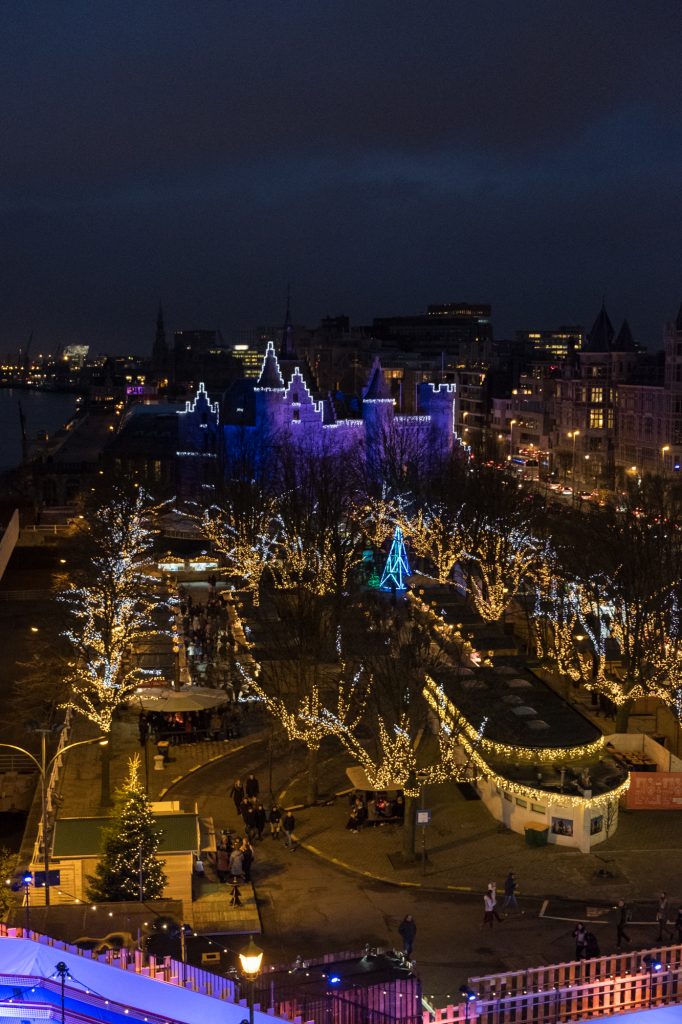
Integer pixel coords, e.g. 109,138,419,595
241,838,254,883
245,773,260,800
488,882,503,923
398,915,416,958
255,802,267,841
573,923,588,960
616,899,631,950
228,846,244,879
656,892,669,942
483,890,495,929
230,778,244,814
269,803,282,838
283,810,296,850
502,871,518,913
215,842,230,884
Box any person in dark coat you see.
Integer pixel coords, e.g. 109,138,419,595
616,899,631,949
245,773,259,799
230,778,244,814
241,838,254,882
573,923,587,960
255,803,267,840
215,842,230,883
283,810,296,849
398,915,416,958
269,804,282,838
242,801,257,841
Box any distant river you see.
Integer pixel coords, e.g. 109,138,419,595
0,389,79,473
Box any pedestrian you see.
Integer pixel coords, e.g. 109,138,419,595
585,931,600,959
675,907,682,944
656,892,669,942
283,810,296,850
245,773,260,799
616,899,631,950
229,846,244,878
483,890,495,929
138,712,148,746
230,778,244,814
215,842,230,884
241,838,254,882
488,882,503,923
269,803,282,838
502,871,518,912
255,802,267,841
398,915,416,958
573,923,587,960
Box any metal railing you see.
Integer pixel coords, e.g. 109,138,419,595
424,943,682,1024
32,709,73,867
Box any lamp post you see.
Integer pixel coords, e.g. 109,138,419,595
22,872,32,932
459,985,477,1023
661,445,670,475
509,419,517,462
0,734,108,906
642,954,662,1008
568,430,580,502
239,936,264,1024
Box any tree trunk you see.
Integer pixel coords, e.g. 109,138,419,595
614,699,633,732
401,794,417,861
306,745,319,805
100,740,113,809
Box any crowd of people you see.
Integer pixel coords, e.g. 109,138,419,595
139,707,241,746
208,773,298,889
177,580,242,691
344,790,405,831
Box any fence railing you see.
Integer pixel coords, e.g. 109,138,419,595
424,944,682,1024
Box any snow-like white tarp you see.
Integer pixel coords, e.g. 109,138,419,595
0,936,278,1024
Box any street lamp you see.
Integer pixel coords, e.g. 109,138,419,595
568,430,580,501
643,954,662,1008
661,445,670,475
22,872,32,932
0,734,108,906
239,936,264,1024
509,419,517,461
459,985,477,1023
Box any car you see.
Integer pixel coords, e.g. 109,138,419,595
560,487,573,497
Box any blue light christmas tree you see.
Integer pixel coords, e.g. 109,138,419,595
380,526,411,591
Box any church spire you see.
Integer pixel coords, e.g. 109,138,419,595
279,285,296,360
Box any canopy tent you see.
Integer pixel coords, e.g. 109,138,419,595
346,766,403,794
131,687,230,711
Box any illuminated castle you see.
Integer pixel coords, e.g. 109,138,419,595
178,342,458,477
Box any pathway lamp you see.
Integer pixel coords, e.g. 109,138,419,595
0,734,108,906
459,985,477,1022
239,936,264,1024
643,954,662,1008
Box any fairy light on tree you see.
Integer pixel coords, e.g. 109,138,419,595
466,525,538,622
59,491,167,804
87,755,166,902
202,499,278,606
405,504,465,584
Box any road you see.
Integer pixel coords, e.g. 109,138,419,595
162,739,658,1005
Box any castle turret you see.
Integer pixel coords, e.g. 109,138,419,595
418,381,457,452
362,358,394,473
254,340,287,437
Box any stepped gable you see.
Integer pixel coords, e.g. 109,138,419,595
613,318,637,352
363,357,392,400
584,302,615,353
255,340,285,390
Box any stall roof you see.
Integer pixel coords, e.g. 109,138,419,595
53,814,199,858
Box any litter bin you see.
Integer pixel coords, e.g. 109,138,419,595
524,822,549,847
157,740,170,763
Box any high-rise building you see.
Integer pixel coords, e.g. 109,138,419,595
516,325,584,360
372,302,492,360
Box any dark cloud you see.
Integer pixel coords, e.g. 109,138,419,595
0,0,681,352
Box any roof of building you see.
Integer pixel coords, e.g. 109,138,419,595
584,303,615,353
363,358,392,400
255,342,285,390
613,319,637,352
53,814,199,858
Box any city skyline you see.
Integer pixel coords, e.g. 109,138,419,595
1,1,681,354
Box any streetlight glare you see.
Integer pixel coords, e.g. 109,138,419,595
239,936,264,977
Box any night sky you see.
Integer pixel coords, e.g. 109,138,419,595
2,0,681,355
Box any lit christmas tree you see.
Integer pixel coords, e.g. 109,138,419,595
87,756,167,902
380,526,411,591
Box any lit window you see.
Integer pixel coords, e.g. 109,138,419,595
591,387,603,403
590,409,604,429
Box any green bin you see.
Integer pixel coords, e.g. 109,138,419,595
524,824,549,847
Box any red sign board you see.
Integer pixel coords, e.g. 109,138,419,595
625,772,682,810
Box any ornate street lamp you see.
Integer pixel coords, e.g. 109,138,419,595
239,936,264,1024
